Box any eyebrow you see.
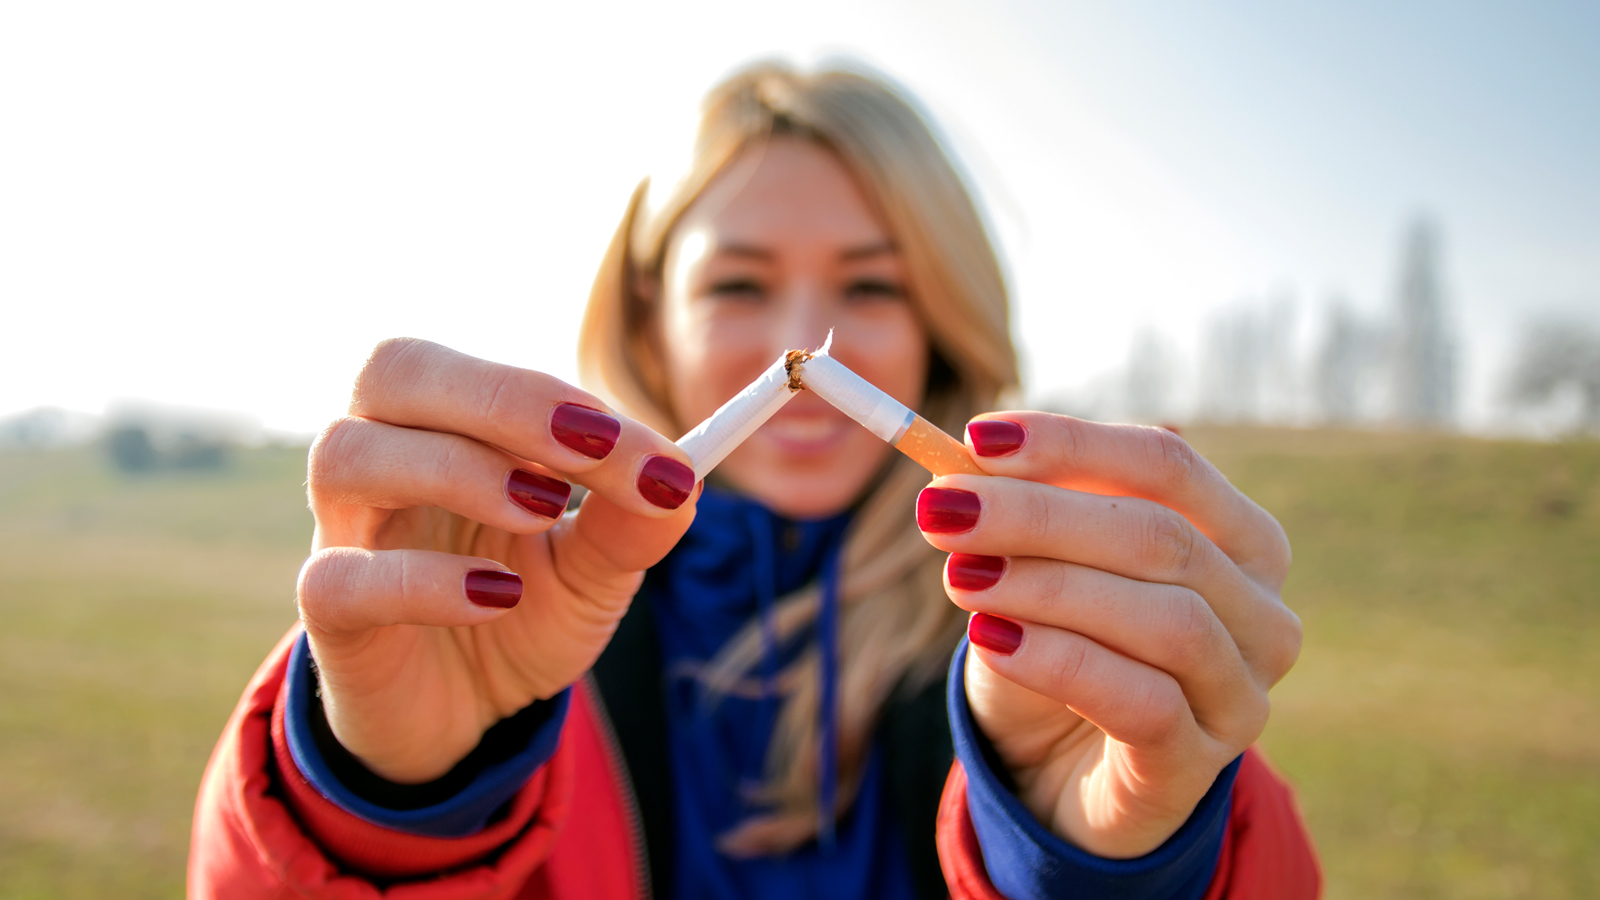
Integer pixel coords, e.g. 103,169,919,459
839,240,897,262
709,240,899,263
713,243,775,261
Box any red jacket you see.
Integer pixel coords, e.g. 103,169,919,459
189,627,1322,898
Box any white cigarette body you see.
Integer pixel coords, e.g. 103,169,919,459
799,353,916,445
676,353,797,481
801,334,985,477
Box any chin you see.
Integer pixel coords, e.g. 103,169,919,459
760,482,862,520
720,433,892,520
724,463,874,520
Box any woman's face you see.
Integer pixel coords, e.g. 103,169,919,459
655,137,930,519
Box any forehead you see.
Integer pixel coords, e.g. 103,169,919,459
676,137,890,249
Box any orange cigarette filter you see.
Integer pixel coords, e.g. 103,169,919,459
797,335,984,478
894,415,985,477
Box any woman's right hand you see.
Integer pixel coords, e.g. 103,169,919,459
297,338,699,784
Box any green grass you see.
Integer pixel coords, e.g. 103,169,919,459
0,429,1596,898
1185,427,1600,900
0,445,307,899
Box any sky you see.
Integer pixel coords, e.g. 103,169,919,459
3,0,1596,436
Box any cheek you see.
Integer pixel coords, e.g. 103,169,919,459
841,304,930,407
659,303,780,427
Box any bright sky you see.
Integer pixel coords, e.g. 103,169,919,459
3,0,1596,435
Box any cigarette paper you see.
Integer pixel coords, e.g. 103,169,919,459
801,334,985,478
676,353,797,481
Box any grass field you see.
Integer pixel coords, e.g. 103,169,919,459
0,428,1596,898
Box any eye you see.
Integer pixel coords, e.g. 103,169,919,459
844,278,906,303
707,278,767,302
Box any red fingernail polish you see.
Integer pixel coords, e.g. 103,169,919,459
968,613,1023,655
947,553,1006,591
507,468,571,519
917,487,981,533
967,420,1026,457
551,403,620,460
465,570,522,609
638,455,693,509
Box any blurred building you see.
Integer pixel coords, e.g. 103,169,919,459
1391,218,1457,428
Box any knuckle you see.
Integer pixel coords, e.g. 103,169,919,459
1237,691,1272,743
1048,415,1090,468
297,547,383,633
1161,588,1218,673
1022,488,1056,543
1266,605,1304,682
352,337,431,414
1045,637,1091,689
478,366,519,424
1131,680,1190,746
296,548,353,623
1215,691,1272,748
430,435,471,493
307,417,366,494
1043,562,1072,610
1139,508,1199,578
1148,427,1200,489
1268,522,1294,579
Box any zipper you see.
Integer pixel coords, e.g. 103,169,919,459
582,673,653,900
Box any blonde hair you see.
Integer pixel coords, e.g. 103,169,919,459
578,61,1018,853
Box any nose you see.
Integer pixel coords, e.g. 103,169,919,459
773,280,833,353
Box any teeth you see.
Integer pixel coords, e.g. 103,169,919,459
767,419,840,442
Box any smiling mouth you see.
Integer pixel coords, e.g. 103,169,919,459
760,410,851,451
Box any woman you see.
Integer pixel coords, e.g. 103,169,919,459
190,63,1319,899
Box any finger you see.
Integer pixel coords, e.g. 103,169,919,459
308,416,571,538
946,554,1266,742
965,613,1207,759
965,413,1289,584
919,478,1301,684
546,481,703,613
349,338,696,517
297,546,523,636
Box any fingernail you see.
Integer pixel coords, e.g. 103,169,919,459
967,420,1026,457
551,403,621,460
465,570,522,609
507,468,571,519
947,553,1005,591
968,613,1023,656
917,487,981,534
637,455,694,509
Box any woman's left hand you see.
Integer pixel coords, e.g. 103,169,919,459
921,412,1300,859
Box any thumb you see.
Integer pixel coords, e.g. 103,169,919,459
549,482,701,605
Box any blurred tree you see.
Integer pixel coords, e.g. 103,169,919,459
1313,297,1386,424
107,426,157,472
1506,320,1600,433
171,433,230,470
1199,304,1265,423
1125,328,1179,423
1391,217,1458,428
1260,290,1300,423
1198,296,1297,424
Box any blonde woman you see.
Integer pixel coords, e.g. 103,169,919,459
191,63,1319,899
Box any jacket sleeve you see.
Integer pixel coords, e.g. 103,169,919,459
187,625,577,900
281,632,568,838
935,642,1322,899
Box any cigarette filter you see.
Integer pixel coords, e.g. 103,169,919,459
675,353,797,481
801,337,984,478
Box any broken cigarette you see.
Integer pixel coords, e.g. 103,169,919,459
676,352,798,481
800,334,985,478
674,332,984,481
